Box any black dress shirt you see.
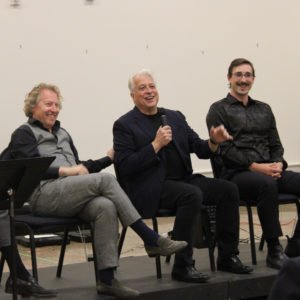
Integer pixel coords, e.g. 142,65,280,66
206,93,287,179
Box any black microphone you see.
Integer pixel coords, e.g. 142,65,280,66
161,115,167,127
158,108,168,127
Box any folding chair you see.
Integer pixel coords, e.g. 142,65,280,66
0,207,98,283
210,157,300,265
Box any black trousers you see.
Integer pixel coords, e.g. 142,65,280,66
231,170,300,240
160,175,240,266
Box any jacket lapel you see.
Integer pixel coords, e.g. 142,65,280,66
132,107,156,140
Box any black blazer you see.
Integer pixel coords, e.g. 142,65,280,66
113,106,212,218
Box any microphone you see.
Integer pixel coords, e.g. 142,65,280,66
158,108,168,127
161,115,167,127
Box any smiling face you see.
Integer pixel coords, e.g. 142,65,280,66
31,89,60,132
228,63,255,101
130,74,159,115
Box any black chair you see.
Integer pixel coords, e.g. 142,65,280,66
0,157,55,299
114,163,216,279
210,157,300,265
0,206,99,283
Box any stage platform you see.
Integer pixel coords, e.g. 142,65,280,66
0,242,280,300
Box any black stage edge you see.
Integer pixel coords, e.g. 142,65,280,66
0,241,281,300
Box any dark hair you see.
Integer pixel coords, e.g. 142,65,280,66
228,58,255,77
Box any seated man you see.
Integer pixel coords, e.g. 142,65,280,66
3,83,187,299
0,211,57,297
113,69,252,283
207,58,300,269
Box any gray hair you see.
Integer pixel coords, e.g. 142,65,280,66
128,69,156,93
23,83,63,117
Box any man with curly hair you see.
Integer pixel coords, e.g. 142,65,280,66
2,83,187,298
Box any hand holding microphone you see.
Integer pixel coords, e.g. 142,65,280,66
161,114,168,127
152,109,172,153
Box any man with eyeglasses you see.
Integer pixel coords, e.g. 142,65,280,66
206,58,300,269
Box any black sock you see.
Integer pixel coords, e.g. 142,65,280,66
266,238,280,250
98,268,114,286
1,245,31,281
130,219,159,246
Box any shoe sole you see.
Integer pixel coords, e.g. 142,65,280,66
147,243,188,257
6,290,56,298
266,262,281,270
97,288,139,298
171,273,209,283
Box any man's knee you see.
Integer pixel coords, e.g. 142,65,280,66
215,179,239,203
89,197,118,220
185,186,204,210
260,176,277,192
100,172,117,184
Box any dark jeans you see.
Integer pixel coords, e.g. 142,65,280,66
160,175,239,266
231,170,300,240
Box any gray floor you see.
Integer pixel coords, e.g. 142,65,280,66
0,241,280,300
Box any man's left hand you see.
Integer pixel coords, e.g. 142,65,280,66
209,125,233,144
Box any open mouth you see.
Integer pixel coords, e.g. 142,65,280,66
144,95,155,101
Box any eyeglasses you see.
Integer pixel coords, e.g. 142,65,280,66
232,72,255,79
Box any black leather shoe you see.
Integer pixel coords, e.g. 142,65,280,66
267,244,289,269
285,236,300,257
5,276,57,298
217,255,253,274
171,265,210,283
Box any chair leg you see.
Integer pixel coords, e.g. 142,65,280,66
208,244,216,272
0,253,5,283
165,231,172,263
118,227,127,257
90,225,99,283
28,230,39,281
56,228,69,278
152,217,162,279
259,234,265,251
246,205,257,265
203,211,216,272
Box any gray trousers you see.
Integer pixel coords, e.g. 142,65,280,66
28,172,140,270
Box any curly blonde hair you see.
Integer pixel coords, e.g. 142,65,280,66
23,83,63,117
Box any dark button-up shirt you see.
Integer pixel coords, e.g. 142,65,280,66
206,93,287,179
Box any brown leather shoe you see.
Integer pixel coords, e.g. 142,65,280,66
145,237,187,257
97,279,139,298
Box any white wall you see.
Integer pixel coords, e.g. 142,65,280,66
1,0,300,174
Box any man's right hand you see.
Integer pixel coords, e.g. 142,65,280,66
59,164,89,177
152,125,172,153
249,162,282,179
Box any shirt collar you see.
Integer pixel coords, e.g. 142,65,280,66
226,93,255,106
28,117,61,133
